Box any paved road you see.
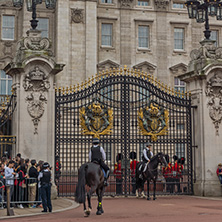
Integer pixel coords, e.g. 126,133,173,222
2,196,222,222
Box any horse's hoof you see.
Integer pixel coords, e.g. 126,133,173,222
101,208,104,214
84,211,89,217
86,209,91,216
153,197,156,200
96,210,102,215
147,197,151,200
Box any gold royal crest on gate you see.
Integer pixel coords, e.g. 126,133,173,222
80,101,113,138
138,102,169,141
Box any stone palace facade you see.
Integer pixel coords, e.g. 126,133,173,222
0,0,222,92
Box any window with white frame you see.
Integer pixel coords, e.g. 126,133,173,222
38,18,49,38
2,15,15,40
101,0,112,3
101,23,112,47
210,30,218,47
174,77,186,93
0,70,12,95
138,26,149,48
174,28,184,50
172,2,185,8
138,0,149,6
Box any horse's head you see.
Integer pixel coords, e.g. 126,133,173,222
157,152,168,167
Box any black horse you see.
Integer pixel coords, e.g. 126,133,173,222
135,152,167,200
75,162,105,217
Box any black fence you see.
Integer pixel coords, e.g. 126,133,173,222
0,178,41,207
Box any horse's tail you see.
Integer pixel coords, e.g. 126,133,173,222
75,163,88,203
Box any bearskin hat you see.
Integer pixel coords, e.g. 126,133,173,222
173,155,178,161
165,154,169,164
130,151,137,160
180,157,185,165
116,153,122,162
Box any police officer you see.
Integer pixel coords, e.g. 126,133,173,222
139,142,154,178
38,162,52,213
88,138,110,186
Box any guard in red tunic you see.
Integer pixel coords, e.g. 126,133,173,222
162,154,173,193
130,151,138,195
114,153,122,195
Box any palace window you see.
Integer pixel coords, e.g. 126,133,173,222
174,28,184,50
138,26,149,48
172,3,185,8
101,23,113,47
174,77,186,93
138,0,149,6
101,0,112,3
210,30,218,47
2,15,15,40
0,70,12,95
38,18,49,38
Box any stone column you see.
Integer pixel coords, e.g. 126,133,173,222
4,30,64,170
179,39,222,196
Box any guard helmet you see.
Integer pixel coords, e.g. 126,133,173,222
92,138,100,144
146,142,152,147
43,162,50,168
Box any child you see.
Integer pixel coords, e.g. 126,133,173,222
216,163,222,184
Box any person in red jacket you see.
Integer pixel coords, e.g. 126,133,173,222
162,155,173,193
114,153,122,195
130,151,138,195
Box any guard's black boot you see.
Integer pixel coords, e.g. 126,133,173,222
104,170,110,186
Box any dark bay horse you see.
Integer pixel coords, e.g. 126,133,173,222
135,152,167,200
75,162,105,217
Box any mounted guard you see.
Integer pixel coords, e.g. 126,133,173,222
138,142,154,179
89,138,110,186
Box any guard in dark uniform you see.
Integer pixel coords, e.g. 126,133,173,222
89,138,110,186
38,162,52,213
139,142,153,178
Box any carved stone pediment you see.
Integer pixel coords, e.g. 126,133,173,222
119,0,133,8
205,69,222,135
154,0,169,10
71,8,84,23
97,60,120,72
169,63,188,75
133,61,156,74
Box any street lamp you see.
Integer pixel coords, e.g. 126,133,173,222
185,0,222,39
12,0,57,30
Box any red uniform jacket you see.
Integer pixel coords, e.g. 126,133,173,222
114,163,122,179
130,160,138,177
172,162,183,178
162,163,172,178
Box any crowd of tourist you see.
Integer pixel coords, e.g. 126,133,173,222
0,153,52,211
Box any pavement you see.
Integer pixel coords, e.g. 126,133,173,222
1,196,222,221
0,198,79,220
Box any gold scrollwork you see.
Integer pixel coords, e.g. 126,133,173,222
80,101,113,138
138,102,169,141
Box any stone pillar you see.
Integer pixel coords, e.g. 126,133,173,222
179,39,222,196
4,30,64,170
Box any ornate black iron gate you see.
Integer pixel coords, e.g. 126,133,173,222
55,67,192,197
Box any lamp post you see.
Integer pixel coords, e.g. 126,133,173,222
12,0,57,30
185,0,222,40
